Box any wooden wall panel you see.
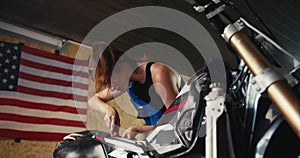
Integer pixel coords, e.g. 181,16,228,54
0,139,57,158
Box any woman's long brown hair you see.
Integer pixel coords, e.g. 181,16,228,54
92,42,146,92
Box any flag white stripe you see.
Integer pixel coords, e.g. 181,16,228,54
0,121,87,133
18,78,88,97
22,51,89,72
0,106,86,121
0,92,87,109
20,65,89,83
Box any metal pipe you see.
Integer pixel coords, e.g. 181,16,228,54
0,20,65,48
229,31,300,137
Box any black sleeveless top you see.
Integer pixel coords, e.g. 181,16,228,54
127,62,166,125
128,62,184,125
131,62,163,106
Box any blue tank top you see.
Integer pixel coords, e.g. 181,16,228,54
127,62,166,125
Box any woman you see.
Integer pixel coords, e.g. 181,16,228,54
90,42,184,139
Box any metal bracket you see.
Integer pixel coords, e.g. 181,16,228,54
204,83,226,158
250,67,284,93
223,20,245,43
255,117,284,158
205,85,226,116
205,4,227,19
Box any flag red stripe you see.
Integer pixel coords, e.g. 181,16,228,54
164,96,189,114
0,129,69,141
17,86,87,102
0,113,86,127
0,98,87,114
20,58,89,78
19,72,88,90
22,45,88,66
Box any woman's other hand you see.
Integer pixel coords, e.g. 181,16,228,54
122,125,155,139
122,126,138,139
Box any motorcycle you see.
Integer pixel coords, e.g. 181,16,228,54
54,0,300,157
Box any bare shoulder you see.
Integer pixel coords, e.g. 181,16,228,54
150,63,182,103
150,62,177,81
151,62,172,75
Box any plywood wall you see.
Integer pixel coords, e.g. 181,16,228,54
0,33,145,158
0,139,58,158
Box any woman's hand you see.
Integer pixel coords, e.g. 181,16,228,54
93,89,124,137
103,105,120,137
122,125,155,139
122,126,138,139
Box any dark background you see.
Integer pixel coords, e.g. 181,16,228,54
1,0,299,75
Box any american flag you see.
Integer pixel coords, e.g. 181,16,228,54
0,41,88,141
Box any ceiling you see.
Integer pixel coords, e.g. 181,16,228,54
1,0,300,76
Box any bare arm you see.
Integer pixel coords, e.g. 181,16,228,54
89,87,124,113
151,63,180,109
88,88,125,136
